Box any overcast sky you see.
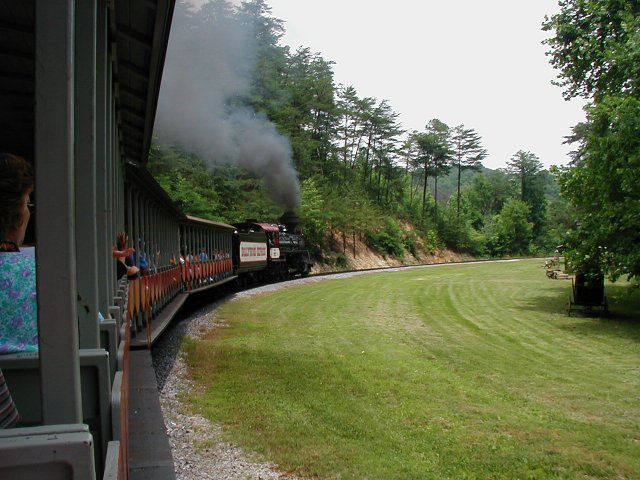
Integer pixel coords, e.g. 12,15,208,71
186,0,586,170
263,0,586,170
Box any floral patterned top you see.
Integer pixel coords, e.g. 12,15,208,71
0,252,38,353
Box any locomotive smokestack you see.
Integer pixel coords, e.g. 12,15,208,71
280,211,299,233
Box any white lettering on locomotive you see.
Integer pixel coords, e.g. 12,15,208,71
240,241,268,262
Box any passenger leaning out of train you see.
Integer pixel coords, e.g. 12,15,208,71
133,238,150,275
0,153,37,354
112,231,140,280
0,152,36,428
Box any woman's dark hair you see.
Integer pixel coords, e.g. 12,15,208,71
0,153,34,241
116,231,128,250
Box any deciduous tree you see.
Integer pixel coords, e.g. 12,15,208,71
543,0,640,100
553,95,640,279
487,198,533,256
544,0,640,279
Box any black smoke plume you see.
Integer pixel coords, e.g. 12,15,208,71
155,1,300,210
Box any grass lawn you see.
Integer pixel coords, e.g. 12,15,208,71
183,259,640,479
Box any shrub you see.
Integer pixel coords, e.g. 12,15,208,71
403,231,419,257
335,254,349,269
366,218,405,258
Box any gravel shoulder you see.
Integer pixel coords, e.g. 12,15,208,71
152,277,329,480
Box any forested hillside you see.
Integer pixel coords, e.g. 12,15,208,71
149,0,573,267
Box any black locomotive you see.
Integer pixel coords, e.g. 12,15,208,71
233,211,312,284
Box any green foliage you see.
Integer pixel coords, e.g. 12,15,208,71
319,251,349,270
402,230,419,257
441,196,486,256
554,95,640,279
148,143,225,221
334,253,349,269
485,198,533,256
324,182,381,236
451,124,487,216
274,47,338,178
412,119,453,221
545,1,640,280
148,142,284,223
506,150,548,240
421,228,443,254
543,0,640,100
365,218,405,258
467,169,514,221
299,177,326,255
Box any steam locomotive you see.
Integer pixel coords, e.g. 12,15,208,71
233,211,312,284
177,209,311,296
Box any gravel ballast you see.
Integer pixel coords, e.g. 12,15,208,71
152,278,330,479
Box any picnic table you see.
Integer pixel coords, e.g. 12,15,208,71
543,256,571,280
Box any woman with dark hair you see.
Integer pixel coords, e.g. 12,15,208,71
0,153,37,352
0,153,34,252
112,231,140,279
0,152,35,428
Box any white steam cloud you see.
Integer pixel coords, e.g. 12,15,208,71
155,1,300,210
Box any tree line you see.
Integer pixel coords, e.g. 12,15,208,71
150,0,576,264
544,0,640,282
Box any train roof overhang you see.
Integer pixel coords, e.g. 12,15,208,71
125,159,184,217
0,1,36,160
126,162,236,231
114,0,175,167
0,0,175,165
234,221,280,233
183,215,236,231
125,160,236,230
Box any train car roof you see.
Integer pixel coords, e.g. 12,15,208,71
126,160,185,217
0,0,175,166
184,215,236,231
234,221,280,233
112,0,176,167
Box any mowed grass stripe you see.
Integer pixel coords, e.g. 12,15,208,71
184,259,640,479
409,264,563,368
